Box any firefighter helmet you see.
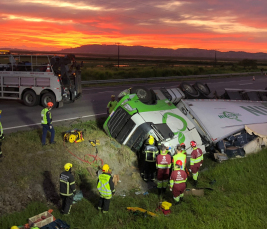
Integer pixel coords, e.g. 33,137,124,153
47,102,54,108
148,136,154,145
11,227,19,229
64,163,72,171
190,141,197,147
102,164,110,173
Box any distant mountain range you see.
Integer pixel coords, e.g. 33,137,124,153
61,45,267,60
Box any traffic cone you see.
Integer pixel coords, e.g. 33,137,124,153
252,76,255,81
46,64,51,72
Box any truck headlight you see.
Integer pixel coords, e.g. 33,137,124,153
123,104,136,112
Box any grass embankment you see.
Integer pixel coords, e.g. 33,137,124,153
1,120,267,228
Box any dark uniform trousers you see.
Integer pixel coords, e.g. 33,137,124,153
61,195,74,214
98,197,111,212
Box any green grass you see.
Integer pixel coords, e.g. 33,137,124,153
1,118,267,229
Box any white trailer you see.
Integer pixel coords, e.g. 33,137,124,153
0,53,82,107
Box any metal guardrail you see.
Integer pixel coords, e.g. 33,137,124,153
81,71,262,85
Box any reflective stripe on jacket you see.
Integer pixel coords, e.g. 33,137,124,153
156,152,171,169
172,153,186,170
170,168,187,188
0,122,3,137
60,171,76,196
97,173,115,199
143,145,158,162
190,147,203,166
41,108,52,124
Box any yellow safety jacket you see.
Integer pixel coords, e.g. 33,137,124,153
107,100,118,114
41,108,52,125
172,153,186,170
97,173,115,199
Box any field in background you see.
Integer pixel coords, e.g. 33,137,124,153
0,117,267,229
7,50,267,81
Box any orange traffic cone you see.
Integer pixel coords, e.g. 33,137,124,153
46,64,51,72
252,76,255,81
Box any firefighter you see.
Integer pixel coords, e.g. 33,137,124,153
189,140,203,187
142,136,159,182
180,143,187,155
172,145,186,170
170,160,187,205
41,102,55,146
107,95,118,115
0,110,4,158
97,164,115,213
156,144,172,197
60,163,76,215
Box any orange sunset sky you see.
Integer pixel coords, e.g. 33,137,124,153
1,0,267,53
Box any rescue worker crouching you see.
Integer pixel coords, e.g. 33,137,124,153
141,135,159,182
0,110,4,158
41,102,56,146
156,144,172,197
170,160,187,205
60,163,76,215
189,141,203,187
107,95,118,115
97,164,115,213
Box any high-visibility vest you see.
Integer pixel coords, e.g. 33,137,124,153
173,153,186,170
97,174,112,199
41,108,51,124
107,100,118,114
182,150,187,155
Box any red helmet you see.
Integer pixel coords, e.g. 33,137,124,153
180,143,185,148
47,102,54,108
176,160,183,166
190,141,197,147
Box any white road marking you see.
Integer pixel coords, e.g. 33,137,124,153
239,83,253,85
3,113,106,130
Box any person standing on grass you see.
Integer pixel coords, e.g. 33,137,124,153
0,110,4,158
60,163,76,215
141,135,159,182
156,144,172,197
97,164,115,213
41,102,56,146
189,140,203,187
107,95,118,115
172,145,186,171
170,160,187,205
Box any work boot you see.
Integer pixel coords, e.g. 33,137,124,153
42,144,47,147
50,141,56,144
193,180,198,187
180,197,184,202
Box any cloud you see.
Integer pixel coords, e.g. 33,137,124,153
0,0,267,52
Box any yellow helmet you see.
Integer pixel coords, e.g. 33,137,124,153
64,163,72,171
148,136,154,145
102,164,110,173
11,226,19,229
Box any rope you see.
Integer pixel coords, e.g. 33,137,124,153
63,138,104,167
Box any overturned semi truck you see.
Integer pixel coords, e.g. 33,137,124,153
103,82,267,161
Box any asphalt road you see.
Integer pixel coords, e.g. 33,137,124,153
1,75,267,133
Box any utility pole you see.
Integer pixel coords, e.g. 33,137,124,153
115,42,120,68
214,50,217,67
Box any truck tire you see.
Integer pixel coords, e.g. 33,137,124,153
41,92,56,108
193,82,210,95
130,86,153,103
23,90,38,107
178,82,200,99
